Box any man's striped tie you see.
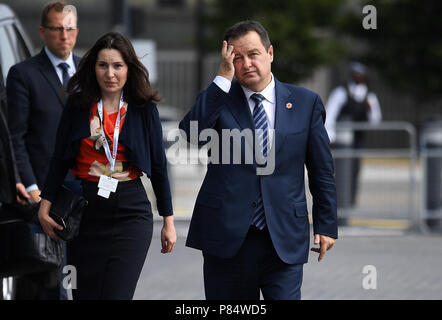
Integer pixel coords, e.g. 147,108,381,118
251,93,268,229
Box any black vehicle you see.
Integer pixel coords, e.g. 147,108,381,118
0,3,34,300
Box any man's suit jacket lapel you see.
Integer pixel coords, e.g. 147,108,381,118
36,49,66,105
225,79,301,162
227,81,254,131
36,49,81,106
226,81,256,154
273,79,295,155
225,79,297,161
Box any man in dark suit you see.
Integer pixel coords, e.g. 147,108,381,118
1,64,28,205
6,1,80,299
179,20,337,300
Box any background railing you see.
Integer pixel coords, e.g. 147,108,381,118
331,121,421,229
419,121,442,233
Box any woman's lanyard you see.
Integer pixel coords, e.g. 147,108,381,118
96,93,124,198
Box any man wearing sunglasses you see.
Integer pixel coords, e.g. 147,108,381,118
6,1,80,300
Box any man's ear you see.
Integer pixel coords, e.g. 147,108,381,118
268,45,274,63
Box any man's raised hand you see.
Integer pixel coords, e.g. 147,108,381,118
217,40,235,81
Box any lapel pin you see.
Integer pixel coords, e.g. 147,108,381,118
286,102,293,109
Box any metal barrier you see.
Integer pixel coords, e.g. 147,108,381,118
156,51,219,113
419,120,442,232
156,51,197,112
331,121,420,230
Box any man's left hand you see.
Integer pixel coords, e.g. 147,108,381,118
311,234,335,262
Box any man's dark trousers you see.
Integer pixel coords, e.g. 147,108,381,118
203,226,303,300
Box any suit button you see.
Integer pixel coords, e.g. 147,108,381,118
252,202,257,207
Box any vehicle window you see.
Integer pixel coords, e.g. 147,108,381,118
6,24,31,62
0,25,17,81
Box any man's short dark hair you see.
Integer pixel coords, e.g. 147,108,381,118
223,20,271,50
41,1,68,27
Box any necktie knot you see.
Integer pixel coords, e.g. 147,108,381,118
58,62,70,88
58,62,69,72
251,93,265,105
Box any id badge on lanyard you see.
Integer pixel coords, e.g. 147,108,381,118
97,94,124,198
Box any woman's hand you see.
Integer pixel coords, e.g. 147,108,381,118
38,199,63,240
161,215,176,253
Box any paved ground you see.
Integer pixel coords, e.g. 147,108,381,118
133,220,442,300
133,158,442,300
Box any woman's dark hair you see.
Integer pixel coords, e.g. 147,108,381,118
67,31,160,108
223,20,271,50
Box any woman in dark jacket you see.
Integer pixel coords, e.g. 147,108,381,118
38,32,176,300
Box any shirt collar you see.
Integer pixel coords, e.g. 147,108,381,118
241,73,276,104
44,46,75,71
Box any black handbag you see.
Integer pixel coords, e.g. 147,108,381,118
0,221,63,278
49,185,88,241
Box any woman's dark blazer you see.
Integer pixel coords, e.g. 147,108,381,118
41,99,173,216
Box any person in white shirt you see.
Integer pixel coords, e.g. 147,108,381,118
325,62,382,143
325,62,382,208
